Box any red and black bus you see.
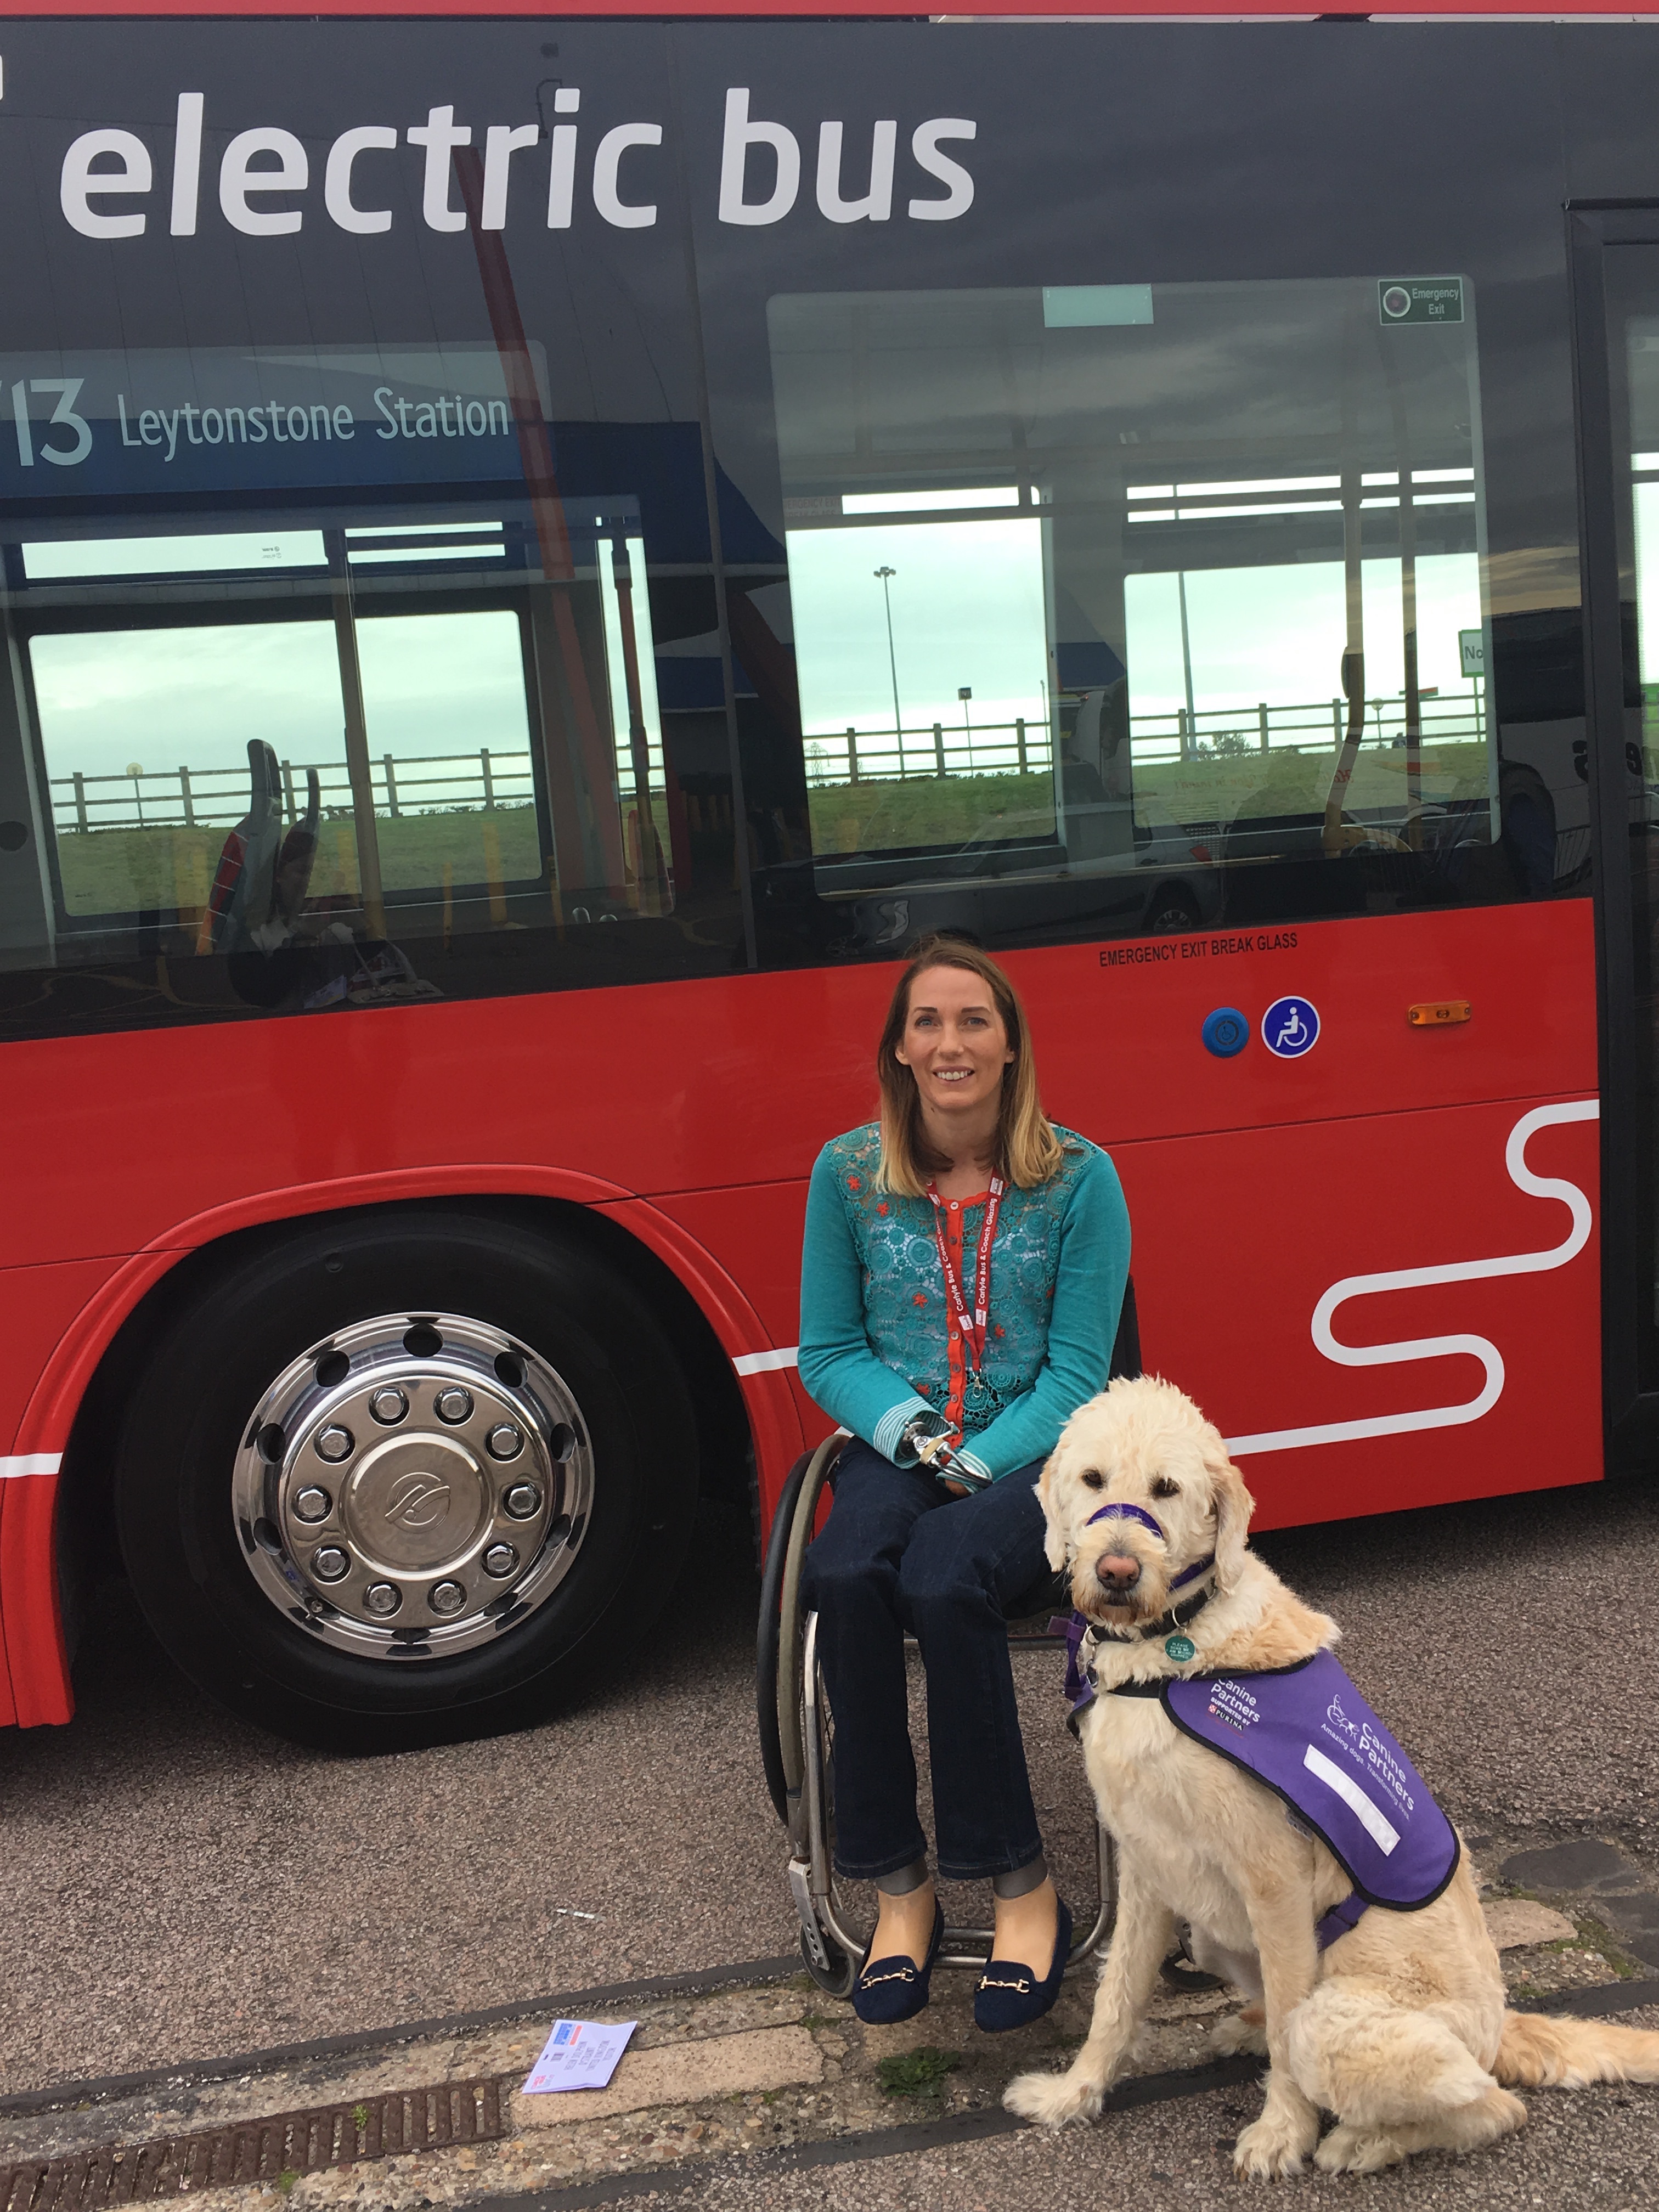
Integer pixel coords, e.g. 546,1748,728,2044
0,0,1649,1746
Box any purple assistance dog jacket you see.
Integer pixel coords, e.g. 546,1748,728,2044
1070,1640,1459,1945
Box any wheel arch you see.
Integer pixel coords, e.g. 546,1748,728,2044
13,1177,792,1727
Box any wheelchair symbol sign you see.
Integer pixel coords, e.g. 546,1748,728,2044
1262,995,1320,1058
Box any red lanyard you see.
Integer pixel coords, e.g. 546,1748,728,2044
926,1176,1006,1373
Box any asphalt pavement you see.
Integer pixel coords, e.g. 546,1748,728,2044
1,1464,1657,2155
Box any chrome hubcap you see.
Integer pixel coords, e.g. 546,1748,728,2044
232,1312,592,1658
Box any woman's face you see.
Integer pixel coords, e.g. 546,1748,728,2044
894,965,1015,1125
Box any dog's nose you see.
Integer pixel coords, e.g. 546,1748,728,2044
1094,1551,1141,1593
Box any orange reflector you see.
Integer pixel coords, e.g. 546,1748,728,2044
1408,1000,1471,1028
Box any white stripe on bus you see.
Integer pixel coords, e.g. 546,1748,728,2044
732,1347,800,1376
0,1453,63,1479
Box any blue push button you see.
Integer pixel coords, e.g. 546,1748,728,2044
1202,1007,1249,1058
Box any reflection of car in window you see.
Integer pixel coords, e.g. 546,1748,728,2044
826,852,1222,957
800,778,1224,956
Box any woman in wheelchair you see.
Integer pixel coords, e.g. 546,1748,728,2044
798,936,1130,2030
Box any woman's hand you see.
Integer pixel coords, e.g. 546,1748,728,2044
910,1428,984,1497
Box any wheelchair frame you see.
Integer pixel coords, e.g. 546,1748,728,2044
757,1426,1119,1996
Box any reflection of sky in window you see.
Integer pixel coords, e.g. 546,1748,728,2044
787,518,1048,737
31,611,532,790
31,624,342,785
356,611,531,762
1635,484,1659,685
24,532,326,580
1124,556,1482,716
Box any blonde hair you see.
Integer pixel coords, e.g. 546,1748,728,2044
874,936,1065,1198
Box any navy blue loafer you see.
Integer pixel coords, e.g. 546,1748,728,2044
974,1894,1073,2033
851,1900,945,2025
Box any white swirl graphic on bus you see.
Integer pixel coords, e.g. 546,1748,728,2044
1224,1098,1600,1459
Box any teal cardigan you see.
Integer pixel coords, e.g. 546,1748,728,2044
797,1122,1131,1483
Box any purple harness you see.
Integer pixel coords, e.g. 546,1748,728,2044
1163,1652,1459,1931
1060,1505,1458,1950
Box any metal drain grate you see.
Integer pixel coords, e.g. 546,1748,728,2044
0,2078,504,2210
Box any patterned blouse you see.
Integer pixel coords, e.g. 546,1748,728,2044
797,1121,1131,1483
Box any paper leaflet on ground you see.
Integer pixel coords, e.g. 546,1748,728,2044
521,2017,638,2094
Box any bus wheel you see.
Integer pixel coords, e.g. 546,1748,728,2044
114,1209,698,1750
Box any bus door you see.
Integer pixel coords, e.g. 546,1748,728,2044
1572,210,1659,1472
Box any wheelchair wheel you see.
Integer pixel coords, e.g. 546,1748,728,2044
773,1435,845,1817
757,1449,812,1825
800,1923,859,1997
794,1607,861,1999
758,1434,865,1994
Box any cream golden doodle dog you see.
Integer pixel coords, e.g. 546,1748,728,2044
1005,1374,1659,2177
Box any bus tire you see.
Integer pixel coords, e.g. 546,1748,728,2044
113,1206,698,1750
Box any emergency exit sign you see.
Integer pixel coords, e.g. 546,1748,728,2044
1379,278,1465,325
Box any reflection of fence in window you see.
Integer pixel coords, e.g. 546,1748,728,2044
802,716,1053,788
1128,690,1487,763
51,748,537,834
800,690,1486,789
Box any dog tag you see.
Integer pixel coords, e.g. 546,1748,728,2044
1164,1634,1196,1661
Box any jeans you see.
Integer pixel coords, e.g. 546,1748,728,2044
800,1439,1053,1884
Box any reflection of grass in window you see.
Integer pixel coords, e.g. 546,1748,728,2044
371,808,542,892
809,771,1057,855
52,806,544,918
1644,686,1659,771
1136,742,1490,824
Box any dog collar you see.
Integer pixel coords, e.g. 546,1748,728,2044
1087,1577,1217,1646
1058,1575,1218,1718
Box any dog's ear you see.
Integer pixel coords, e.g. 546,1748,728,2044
1036,1452,1069,1572
1204,1440,1256,1591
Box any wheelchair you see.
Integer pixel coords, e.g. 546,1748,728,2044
756,1282,1140,1997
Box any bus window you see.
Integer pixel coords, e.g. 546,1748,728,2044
31,616,343,923
0,104,744,1043
753,277,1504,957
786,504,1054,860
4,469,707,1019
1594,255,1659,1415
355,610,540,895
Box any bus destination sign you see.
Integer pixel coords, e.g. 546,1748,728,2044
0,342,551,501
